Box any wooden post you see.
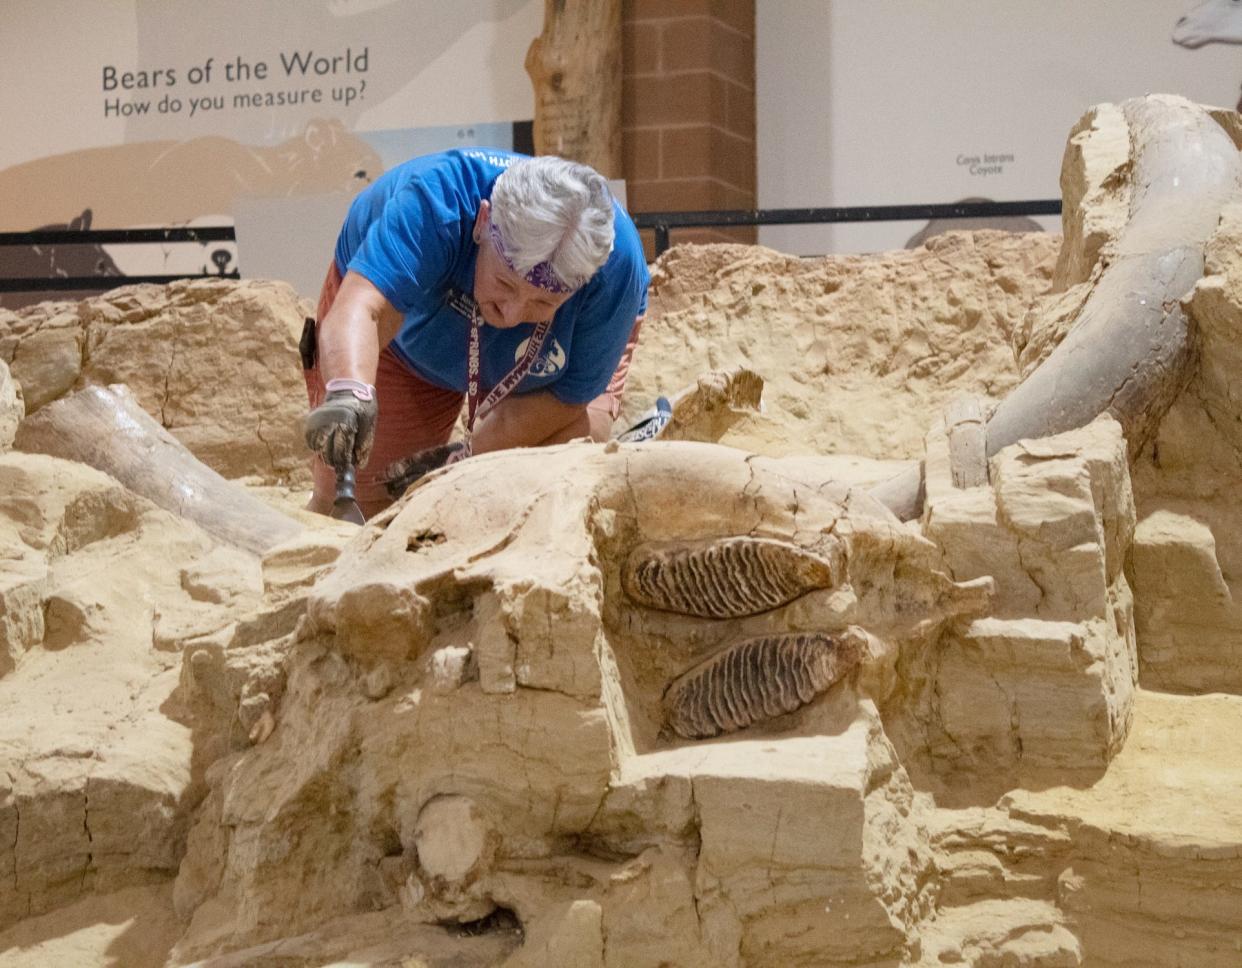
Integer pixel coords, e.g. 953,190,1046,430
525,0,623,177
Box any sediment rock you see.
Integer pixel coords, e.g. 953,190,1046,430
896,416,1139,807
0,358,21,452
168,441,992,964
623,231,1060,461
0,278,309,482
0,450,347,929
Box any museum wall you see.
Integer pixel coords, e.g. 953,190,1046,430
0,0,544,304
756,0,1242,254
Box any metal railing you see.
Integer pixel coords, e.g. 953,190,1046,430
0,200,1063,295
632,199,1063,257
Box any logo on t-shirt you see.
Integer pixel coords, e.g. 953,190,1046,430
462,149,520,169
516,335,566,377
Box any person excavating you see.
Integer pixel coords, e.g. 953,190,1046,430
301,148,649,520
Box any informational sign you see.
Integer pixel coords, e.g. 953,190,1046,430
1,0,541,305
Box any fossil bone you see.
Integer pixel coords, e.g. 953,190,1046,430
14,383,303,555
661,366,765,443
623,535,840,619
870,95,1242,520
662,628,869,739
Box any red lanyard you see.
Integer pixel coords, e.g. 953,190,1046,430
465,306,552,433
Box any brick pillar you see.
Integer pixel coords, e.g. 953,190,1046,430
622,0,756,258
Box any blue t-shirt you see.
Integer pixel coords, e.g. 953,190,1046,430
334,148,649,405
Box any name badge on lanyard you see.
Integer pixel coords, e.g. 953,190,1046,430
444,287,552,434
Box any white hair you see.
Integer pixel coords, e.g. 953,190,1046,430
490,156,615,290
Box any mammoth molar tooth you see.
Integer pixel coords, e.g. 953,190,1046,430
623,536,840,619
662,628,868,740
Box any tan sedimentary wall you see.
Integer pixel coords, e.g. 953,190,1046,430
0,278,310,484
622,231,1060,460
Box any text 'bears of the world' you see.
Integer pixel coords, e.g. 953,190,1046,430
101,47,369,118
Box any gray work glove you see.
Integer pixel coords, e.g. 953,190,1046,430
382,441,468,498
304,388,377,471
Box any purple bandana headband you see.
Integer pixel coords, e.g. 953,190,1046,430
487,219,575,295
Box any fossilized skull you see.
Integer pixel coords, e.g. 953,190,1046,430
174,441,991,963
307,439,991,748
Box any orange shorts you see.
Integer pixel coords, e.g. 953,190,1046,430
303,263,643,515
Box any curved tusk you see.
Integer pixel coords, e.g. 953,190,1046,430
871,95,1242,521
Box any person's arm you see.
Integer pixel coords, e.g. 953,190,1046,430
309,173,460,475
471,390,590,453
381,390,599,499
305,271,405,472
318,270,405,385
325,176,459,383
